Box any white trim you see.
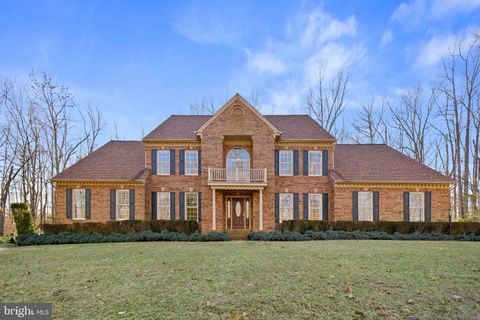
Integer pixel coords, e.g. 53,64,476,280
279,150,293,176
409,192,425,222
72,189,86,220
184,150,199,176
185,192,199,222
212,189,216,230
116,189,130,221
308,194,323,221
358,191,373,221
279,193,293,223
157,192,170,220
156,150,170,175
308,151,322,176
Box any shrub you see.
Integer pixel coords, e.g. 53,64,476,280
42,220,200,235
11,203,35,235
16,230,230,246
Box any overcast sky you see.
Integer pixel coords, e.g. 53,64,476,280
1,0,479,141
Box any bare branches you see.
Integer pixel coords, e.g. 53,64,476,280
190,97,216,115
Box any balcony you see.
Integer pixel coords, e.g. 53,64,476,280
208,168,267,188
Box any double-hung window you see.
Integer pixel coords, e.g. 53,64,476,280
409,192,424,222
186,193,198,221
116,190,130,220
157,150,170,175
308,151,322,176
279,151,293,176
185,150,198,175
358,192,373,221
308,194,323,220
72,189,86,220
279,193,293,222
157,192,170,220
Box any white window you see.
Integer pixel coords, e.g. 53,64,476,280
157,150,170,175
358,192,373,221
185,150,198,175
72,189,86,220
116,190,130,220
409,192,424,222
308,151,322,176
157,192,170,220
279,151,293,176
279,193,293,222
308,194,323,220
186,193,198,221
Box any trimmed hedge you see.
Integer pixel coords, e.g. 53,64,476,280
17,231,230,246
248,230,480,241
281,220,480,235
41,220,200,235
11,203,35,235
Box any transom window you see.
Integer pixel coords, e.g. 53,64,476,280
358,192,373,221
157,150,170,175
186,193,198,221
308,151,322,176
279,193,293,222
72,189,86,220
308,194,323,220
409,192,424,222
185,150,198,175
279,150,293,176
226,147,250,170
157,192,170,220
116,190,130,220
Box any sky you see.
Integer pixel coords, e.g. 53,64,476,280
0,0,479,141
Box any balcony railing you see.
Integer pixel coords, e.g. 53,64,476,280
208,168,267,184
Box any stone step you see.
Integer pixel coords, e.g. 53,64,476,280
226,230,251,240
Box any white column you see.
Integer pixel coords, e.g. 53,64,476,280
259,188,263,230
212,188,216,230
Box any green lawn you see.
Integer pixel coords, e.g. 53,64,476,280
1,241,479,319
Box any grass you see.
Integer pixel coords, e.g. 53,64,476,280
1,241,479,319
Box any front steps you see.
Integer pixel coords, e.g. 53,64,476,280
226,230,251,240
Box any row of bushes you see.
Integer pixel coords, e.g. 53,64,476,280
41,220,200,235
281,220,480,235
248,230,480,241
17,231,230,246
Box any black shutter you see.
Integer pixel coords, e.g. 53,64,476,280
151,149,157,174
274,193,280,223
293,150,299,176
198,192,202,222
198,151,202,176
323,193,329,221
322,150,329,176
303,150,309,176
179,192,185,220
274,150,279,176
373,191,379,222
425,192,431,222
151,192,157,220
403,192,410,222
170,192,175,220
85,189,91,220
170,149,175,175
293,193,299,220
110,189,116,220
129,189,135,220
352,191,358,221
303,193,309,220
179,150,185,175
66,188,72,219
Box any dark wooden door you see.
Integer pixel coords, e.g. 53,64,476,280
231,198,245,229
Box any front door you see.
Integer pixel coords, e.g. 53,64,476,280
227,197,251,229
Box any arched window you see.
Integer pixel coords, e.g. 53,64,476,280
226,147,250,170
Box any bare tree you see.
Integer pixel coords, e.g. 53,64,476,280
190,97,216,115
81,104,106,154
305,66,351,141
352,99,391,144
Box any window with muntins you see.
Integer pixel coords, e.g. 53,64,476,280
409,192,424,221
279,193,293,222
157,150,170,175
308,151,322,176
157,192,170,220
185,150,198,175
116,190,130,220
72,189,86,220
186,193,198,221
279,151,293,176
358,192,373,221
308,194,322,220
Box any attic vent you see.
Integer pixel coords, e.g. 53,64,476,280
231,106,244,116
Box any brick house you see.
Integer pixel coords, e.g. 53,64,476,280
51,94,452,232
